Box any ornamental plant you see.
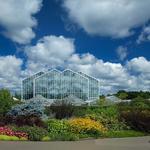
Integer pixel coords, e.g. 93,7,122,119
12,126,49,141
0,126,28,139
68,118,107,136
8,99,45,117
0,89,13,116
47,119,69,135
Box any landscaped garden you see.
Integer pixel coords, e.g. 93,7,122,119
0,89,150,141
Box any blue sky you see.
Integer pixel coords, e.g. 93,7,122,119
0,0,150,94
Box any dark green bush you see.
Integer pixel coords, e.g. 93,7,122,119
13,115,46,127
0,114,46,128
0,89,13,116
12,126,49,141
120,110,150,133
46,99,74,119
118,98,150,133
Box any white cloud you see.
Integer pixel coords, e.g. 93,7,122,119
126,57,150,91
25,35,75,73
116,46,128,61
1,52,150,94
137,25,150,44
1,35,150,94
63,0,150,38
127,57,150,73
0,0,42,44
67,53,139,93
0,55,23,91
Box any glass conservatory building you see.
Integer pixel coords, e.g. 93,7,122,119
22,69,99,102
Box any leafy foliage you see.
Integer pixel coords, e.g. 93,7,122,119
0,114,46,127
46,119,79,141
8,100,45,117
130,96,150,108
47,119,69,136
51,132,79,141
41,136,51,141
118,98,150,133
73,106,129,131
116,90,150,100
0,135,20,141
0,126,28,139
120,110,150,133
0,89,13,116
12,126,49,141
103,130,145,138
68,118,107,137
46,99,74,119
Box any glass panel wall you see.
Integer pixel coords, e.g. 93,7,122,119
22,69,99,101
22,72,44,100
78,72,99,100
61,70,89,100
35,70,61,99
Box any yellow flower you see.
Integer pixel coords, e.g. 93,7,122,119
68,118,107,134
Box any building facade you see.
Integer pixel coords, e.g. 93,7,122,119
22,69,99,102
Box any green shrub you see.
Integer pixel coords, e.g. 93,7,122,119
130,97,150,109
2,114,46,128
73,106,89,117
0,135,20,141
42,136,51,141
103,130,145,138
51,132,79,141
75,106,129,131
120,110,150,133
12,126,49,141
46,99,74,119
0,89,13,116
118,98,150,133
19,137,28,141
47,119,69,136
46,119,80,141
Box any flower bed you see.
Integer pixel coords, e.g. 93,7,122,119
0,126,28,140
68,118,107,137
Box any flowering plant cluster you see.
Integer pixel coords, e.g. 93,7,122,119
0,126,28,139
68,118,107,135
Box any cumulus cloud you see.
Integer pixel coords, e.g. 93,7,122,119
62,0,150,38
1,52,150,94
1,35,150,94
67,54,150,93
137,25,150,44
127,57,150,74
0,0,42,44
116,46,128,61
25,35,75,73
0,55,23,91
126,57,150,91
67,53,138,93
